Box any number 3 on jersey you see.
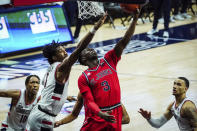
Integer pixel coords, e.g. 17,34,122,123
101,81,110,91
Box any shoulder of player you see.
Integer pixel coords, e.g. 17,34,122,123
104,49,115,57
180,100,197,117
182,100,196,111
55,61,71,82
56,58,71,72
78,73,86,81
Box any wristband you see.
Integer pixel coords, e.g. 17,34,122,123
89,27,96,34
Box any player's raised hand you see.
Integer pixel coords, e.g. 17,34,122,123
138,108,151,120
93,12,108,30
98,110,116,123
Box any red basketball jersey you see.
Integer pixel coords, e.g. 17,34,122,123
78,49,121,111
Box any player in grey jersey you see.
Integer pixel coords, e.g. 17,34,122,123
139,77,197,131
0,75,40,131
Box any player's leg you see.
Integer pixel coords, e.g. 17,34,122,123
163,0,171,37
26,106,54,131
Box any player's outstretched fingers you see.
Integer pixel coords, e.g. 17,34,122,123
67,96,77,102
54,121,61,128
138,108,151,120
106,110,116,123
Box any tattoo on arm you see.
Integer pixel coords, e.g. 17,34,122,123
184,104,197,128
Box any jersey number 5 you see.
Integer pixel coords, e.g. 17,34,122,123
101,81,110,91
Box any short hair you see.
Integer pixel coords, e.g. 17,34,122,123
25,75,40,86
42,40,61,64
178,77,189,88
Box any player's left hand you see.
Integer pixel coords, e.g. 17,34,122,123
98,110,116,123
54,121,61,128
93,12,108,30
67,96,77,102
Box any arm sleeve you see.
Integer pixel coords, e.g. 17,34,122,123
147,115,168,128
78,75,101,115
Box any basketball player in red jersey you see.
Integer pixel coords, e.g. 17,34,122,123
26,13,107,131
54,93,130,127
77,9,140,131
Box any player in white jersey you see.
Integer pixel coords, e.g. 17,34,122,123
138,77,197,131
171,97,196,131
0,75,40,131
26,13,107,131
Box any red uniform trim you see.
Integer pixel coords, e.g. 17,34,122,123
1,123,8,127
42,120,52,125
51,96,60,101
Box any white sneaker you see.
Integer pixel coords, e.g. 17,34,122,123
163,31,169,38
181,13,192,19
170,16,176,23
159,18,164,24
174,14,184,21
147,29,158,35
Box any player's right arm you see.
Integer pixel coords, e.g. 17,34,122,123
0,89,20,106
0,89,20,99
182,101,197,130
78,74,116,123
113,9,140,58
54,93,83,127
138,102,173,128
58,13,107,74
163,102,174,120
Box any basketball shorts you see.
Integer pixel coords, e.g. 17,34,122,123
25,105,55,131
81,106,122,131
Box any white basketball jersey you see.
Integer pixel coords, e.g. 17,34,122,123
38,62,69,116
3,89,39,130
171,98,195,131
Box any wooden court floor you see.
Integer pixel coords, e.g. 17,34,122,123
0,13,197,131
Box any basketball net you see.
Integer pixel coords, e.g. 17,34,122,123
77,1,105,20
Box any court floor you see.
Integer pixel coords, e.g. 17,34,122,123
0,13,197,131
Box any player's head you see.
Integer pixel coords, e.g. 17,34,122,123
78,48,98,66
25,75,40,96
43,40,68,64
173,77,189,96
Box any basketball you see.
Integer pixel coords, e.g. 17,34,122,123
120,4,139,13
